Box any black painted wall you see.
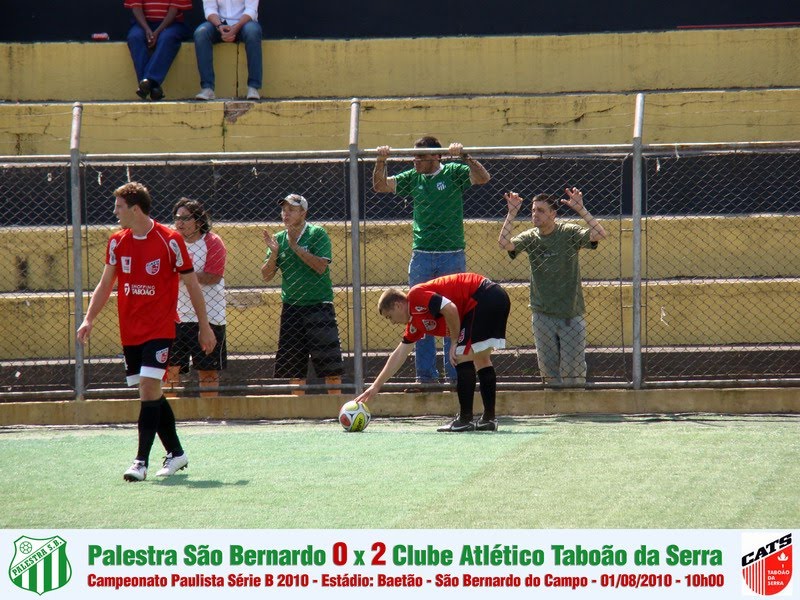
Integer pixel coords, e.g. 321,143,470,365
3,1,797,42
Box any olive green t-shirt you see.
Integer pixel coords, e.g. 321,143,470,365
265,223,334,306
394,162,472,251
509,222,597,318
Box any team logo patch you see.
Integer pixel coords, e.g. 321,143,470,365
145,259,160,275
109,239,118,265
436,181,446,191
422,319,437,331
121,256,131,273
155,347,170,364
742,532,792,596
123,283,131,296
415,306,427,312
169,239,184,268
9,535,72,596
409,325,417,334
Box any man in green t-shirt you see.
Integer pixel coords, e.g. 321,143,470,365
262,194,344,393
372,136,491,385
498,187,607,386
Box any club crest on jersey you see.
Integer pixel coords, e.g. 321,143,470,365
121,256,131,273
123,283,131,296
436,181,446,191
169,239,184,268
145,259,160,275
742,532,792,596
155,347,170,364
415,306,426,312
109,239,119,265
9,535,72,595
422,319,437,331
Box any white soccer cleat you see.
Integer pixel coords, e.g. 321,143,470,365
246,87,260,100
155,453,188,477
195,88,215,101
123,460,147,482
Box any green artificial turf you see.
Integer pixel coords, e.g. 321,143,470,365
1,414,797,529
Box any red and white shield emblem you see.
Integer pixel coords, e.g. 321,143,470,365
155,347,170,364
145,259,160,275
9,535,72,595
742,532,792,596
422,319,437,331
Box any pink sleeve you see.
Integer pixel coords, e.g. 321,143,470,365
203,232,227,276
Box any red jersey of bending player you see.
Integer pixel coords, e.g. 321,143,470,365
403,272,486,344
107,221,194,345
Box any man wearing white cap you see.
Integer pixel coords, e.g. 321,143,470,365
261,194,344,393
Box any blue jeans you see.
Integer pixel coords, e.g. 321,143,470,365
193,21,263,90
127,20,190,85
408,249,466,382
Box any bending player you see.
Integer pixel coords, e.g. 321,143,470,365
354,272,510,432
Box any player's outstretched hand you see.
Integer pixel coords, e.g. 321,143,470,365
354,386,378,405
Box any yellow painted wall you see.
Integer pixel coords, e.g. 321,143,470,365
2,88,799,156
0,89,800,155
1,386,798,426
2,215,797,292
3,278,799,360
2,28,799,102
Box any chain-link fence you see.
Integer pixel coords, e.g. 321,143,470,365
642,147,800,384
1,123,799,399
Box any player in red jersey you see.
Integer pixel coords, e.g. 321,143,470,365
77,182,216,481
354,273,511,432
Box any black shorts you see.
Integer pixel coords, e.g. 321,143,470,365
274,303,344,379
455,280,511,356
122,338,174,386
168,322,227,372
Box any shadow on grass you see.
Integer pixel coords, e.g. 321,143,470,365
551,413,800,427
155,478,250,488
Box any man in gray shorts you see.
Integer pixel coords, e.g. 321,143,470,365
498,187,607,387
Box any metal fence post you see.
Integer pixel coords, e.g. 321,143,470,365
70,102,85,401
631,94,645,389
348,99,364,394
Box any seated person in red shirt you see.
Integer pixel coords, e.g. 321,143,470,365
355,273,511,432
124,0,193,100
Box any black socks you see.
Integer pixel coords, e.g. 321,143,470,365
455,361,476,421
136,399,162,466
137,396,183,465
157,396,183,457
477,366,497,421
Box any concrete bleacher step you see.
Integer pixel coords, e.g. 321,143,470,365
3,88,800,156
2,27,800,155
3,28,800,102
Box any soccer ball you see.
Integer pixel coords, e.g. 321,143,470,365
339,400,371,432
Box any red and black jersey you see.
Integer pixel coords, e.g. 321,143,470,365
106,220,194,345
402,272,487,344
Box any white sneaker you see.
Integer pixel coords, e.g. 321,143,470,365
155,452,188,476
195,88,215,100
246,87,260,100
123,460,147,482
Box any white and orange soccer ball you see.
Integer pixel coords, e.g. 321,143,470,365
338,400,371,432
